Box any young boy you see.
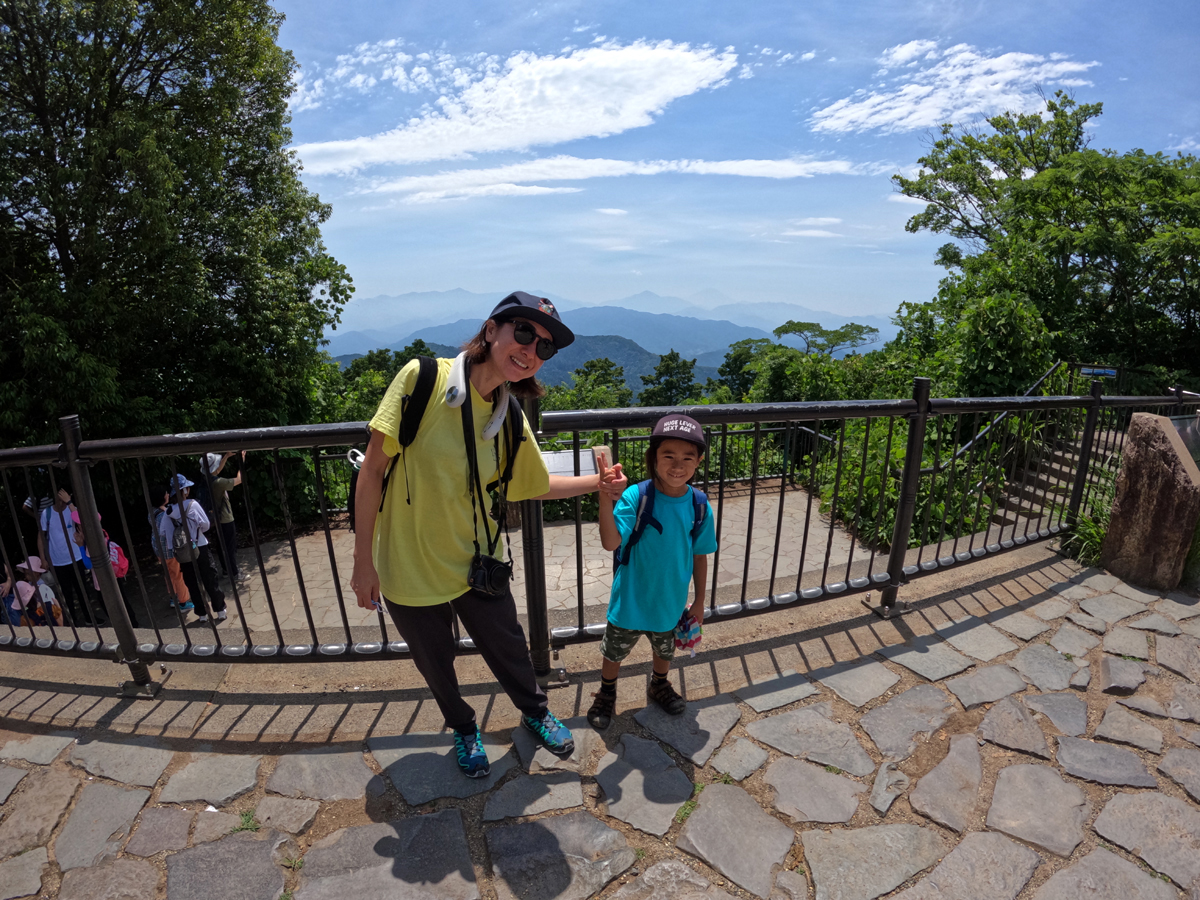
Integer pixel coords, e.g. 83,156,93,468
590,414,717,728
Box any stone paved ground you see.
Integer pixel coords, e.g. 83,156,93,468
3,547,1200,900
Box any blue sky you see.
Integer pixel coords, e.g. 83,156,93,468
276,0,1200,322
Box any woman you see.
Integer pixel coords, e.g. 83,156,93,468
351,292,625,779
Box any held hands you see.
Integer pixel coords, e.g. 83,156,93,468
595,449,627,502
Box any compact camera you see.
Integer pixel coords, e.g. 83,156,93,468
468,553,512,597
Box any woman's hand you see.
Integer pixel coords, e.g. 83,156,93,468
351,555,382,611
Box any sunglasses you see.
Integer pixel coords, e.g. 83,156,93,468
511,320,557,360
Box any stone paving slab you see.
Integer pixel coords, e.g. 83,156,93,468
732,670,818,712
1099,656,1147,693
0,767,78,854
0,731,75,764
512,715,603,774
1075,572,1122,593
266,746,378,801
1027,596,1072,621
484,770,584,822
869,761,909,815
257,795,320,833
1156,595,1200,620
1070,667,1091,689
801,824,946,900
1094,791,1200,890
58,858,160,900
1023,692,1087,736
1168,683,1200,722
859,684,955,760
56,782,150,870
878,635,972,682
808,658,899,707
978,696,1050,757
634,695,741,767
1011,644,1077,691
1120,694,1169,718
1050,623,1099,658
985,764,1089,856
1128,613,1182,635
710,737,768,781
69,736,174,787
125,807,192,857
1052,581,1096,602
158,751,261,806
1095,703,1164,753
1080,593,1146,624
167,830,291,900
908,734,981,833
595,735,693,836
989,611,1050,641
0,762,25,803
1032,848,1177,900
677,783,794,900
893,831,1039,900
1055,736,1157,786
610,860,737,900
367,732,517,805
298,812,478,899
1156,635,1200,684
1178,723,1200,747
764,757,864,824
1158,747,1200,802
489,810,633,900
0,846,48,900
945,665,1027,708
745,702,875,776
1114,582,1160,604
1104,626,1149,659
935,617,1018,662
193,810,238,844
1066,611,1107,633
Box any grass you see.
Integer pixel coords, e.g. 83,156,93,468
231,811,260,833
283,857,304,871
824,765,843,774
635,848,647,861
674,783,704,824
715,773,734,785
280,892,294,900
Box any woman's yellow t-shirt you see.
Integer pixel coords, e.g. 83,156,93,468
368,358,550,606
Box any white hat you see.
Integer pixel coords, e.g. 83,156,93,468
202,453,223,475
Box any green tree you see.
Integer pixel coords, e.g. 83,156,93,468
773,321,880,356
0,0,352,446
542,357,633,411
344,339,435,384
717,338,772,400
639,350,699,407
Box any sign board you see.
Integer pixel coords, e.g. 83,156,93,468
542,447,600,477
1169,414,1200,466
1080,367,1118,378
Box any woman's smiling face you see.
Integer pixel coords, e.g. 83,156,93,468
485,317,551,383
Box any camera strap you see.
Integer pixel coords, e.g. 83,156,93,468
459,361,503,560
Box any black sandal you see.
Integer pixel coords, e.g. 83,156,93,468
587,691,616,729
647,678,686,715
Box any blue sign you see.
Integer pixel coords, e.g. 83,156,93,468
1080,367,1118,378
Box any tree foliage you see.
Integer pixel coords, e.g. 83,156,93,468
0,0,352,447
543,357,634,411
773,321,881,356
639,350,699,407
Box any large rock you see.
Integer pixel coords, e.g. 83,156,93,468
59,858,160,900
69,736,173,787
892,832,1039,900
763,758,864,824
55,782,149,870
909,734,981,833
295,811,478,900
634,695,741,766
859,685,955,761
676,784,794,899
1055,736,1158,786
367,732,516,805
1094,792,1200,890
801,824,946,900
158,751,261,806
166,829,291,900
266,746,377,800
985,764,1089,856
0,846,48,900
489,810,633,900
610,860,737,900
1101,412,1200,590
594,735,692,835
978,697,1050,757
1032,848,1177,900
0,767,78,854
945,665,1027,708
745,703,874,776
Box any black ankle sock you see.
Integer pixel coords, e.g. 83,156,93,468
651,671,669,686
452,721,477,736
599,676,617,695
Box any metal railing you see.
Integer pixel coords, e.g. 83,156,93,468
0,378,1195,694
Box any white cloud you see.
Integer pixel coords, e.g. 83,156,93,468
296,41,738,174
1170,137,1200,152
406,184,581,204
800,51,816,61
782,229,843,237
876,40,940,70
811,42,1098,134
368,154,862,201
597,208,629,215
289,72,325,113
792,216,842,225
887,193,929,205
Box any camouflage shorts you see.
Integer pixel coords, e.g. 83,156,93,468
599,622,675,663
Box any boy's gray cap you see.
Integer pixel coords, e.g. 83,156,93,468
651,414,706,449
489,291,575,348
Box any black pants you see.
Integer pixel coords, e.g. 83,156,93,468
386,588,547,731
53,563,103,626
179,545,226,615
217,520,239,579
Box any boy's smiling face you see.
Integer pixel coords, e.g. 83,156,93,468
653,438,703,496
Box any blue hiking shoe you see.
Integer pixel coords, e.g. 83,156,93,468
452,728,490,779
521,710,575,755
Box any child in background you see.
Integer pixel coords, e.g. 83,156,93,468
2,561,19,626
14,556,63,626
589,414,717,729
149,484,193,615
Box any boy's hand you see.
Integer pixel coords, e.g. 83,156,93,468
689,597,706,624
595,451,626,502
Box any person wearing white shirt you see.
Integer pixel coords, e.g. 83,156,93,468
161,474,227,623
38,489,104,626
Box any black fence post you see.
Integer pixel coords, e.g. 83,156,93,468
1066,380,1104,527
879,377,931,614
59,415,160,696
519,397,553,680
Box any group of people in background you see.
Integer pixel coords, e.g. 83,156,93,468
1,451,247,629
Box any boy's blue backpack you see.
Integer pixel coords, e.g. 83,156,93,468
613,480,709,569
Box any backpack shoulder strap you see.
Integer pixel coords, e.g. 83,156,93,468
689,486,709,541
380,356,438,511
614,480,662,568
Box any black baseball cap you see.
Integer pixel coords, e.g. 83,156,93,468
489,291,575,349
651,414,707,450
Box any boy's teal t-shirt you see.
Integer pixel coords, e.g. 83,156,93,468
607,483,718,633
